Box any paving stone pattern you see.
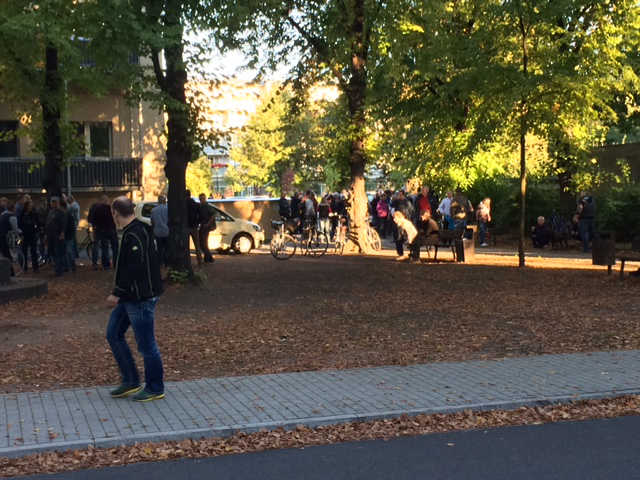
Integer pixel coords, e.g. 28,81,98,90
2,350,640,458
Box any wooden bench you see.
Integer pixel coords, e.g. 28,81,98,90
617,250,640,279
419,227,466,262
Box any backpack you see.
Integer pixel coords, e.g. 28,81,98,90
376,201,389,218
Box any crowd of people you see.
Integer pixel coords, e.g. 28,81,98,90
278,190,350,241
275,186,492,261
530,192,596,252
369,186,491,261
0,193,123,277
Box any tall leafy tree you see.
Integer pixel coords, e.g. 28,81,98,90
0,1,109,196
237,0,407,252
381,0,640,266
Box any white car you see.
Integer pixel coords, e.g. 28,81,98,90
135,201,264,254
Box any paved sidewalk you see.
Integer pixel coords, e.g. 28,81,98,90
2,350,640,458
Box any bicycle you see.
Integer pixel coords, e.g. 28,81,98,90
270,218,329,259
301,222,329,257
270,220,297,260
334,220,381,254
6,231,25,274
77,228,95,260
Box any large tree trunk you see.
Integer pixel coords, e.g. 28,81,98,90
163,6,192,274
42,44,63,197
344,0,373,253
518,11,528,268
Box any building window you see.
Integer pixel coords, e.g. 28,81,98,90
89,122,112,157
0,121,18,158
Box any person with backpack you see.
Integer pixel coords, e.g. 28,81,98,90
106,196,165,402
376,193,390,237
450,189,473,230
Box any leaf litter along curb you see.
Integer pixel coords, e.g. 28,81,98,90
2,396,640,478
2,254,640,393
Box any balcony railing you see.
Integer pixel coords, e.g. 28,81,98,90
0,157,143,193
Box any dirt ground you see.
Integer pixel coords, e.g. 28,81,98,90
1,249,639,393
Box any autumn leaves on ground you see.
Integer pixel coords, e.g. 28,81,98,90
1,252,638,393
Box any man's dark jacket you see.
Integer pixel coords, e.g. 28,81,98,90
113,219,164,302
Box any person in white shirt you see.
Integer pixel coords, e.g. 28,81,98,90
437,191,453,229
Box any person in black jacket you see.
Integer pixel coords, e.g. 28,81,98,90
278,192,290,219
106,196,165,402
18,199,40,272
45,197,67,277
186,190,202,265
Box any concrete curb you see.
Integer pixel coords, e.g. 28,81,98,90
3,387,638,459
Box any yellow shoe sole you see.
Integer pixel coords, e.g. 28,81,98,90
133,393,165,402
111,386,143,398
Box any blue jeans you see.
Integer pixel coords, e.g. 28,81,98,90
106,298,164,394
93,230,119,268
579,219,594,252
65,239,76,272
478,221,488,244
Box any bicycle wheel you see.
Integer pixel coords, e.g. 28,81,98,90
85,240,95,261
307,230,329,257
366,226,382,251
270,233,296,260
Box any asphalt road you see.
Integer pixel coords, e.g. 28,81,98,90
21,415,640,480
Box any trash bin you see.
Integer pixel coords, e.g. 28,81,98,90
456,226,476,262
592,231,615,271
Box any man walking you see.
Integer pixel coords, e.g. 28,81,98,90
198,193,216,263
106,196,165,402
150,195,169,266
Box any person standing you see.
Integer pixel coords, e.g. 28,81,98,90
198,193,215,263
88,195,118,269
45,197,67,277
150,195,169,267
186,190,202,265
576,192,595,253
437,191,453,229
106,196,165,402
66,194,81,258
62,199,77,272
278,192,290,219
318,194,331,234
0,201,19,276
18,199,39,272
476,197,491,247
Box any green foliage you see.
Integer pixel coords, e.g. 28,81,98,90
227,87,291,195
186,156,213,197
597,184,640,241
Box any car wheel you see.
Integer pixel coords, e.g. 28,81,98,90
232,233,254,254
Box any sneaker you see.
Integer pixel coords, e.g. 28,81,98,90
395,255,408,261
110,384,142,398
132,389,165,402
480,243,489,247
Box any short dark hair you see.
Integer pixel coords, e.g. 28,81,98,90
112,197,135,216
